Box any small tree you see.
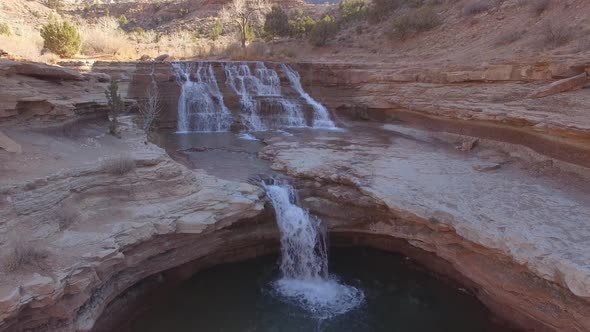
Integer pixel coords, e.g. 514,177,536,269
40,20,81,57
139,79,161,133
118,15,128,28
220,0,270,48
309,16,338,47
289,14,316,38
264,6,290,38
208,21,223,40
339,0,368,22
105,80,123,138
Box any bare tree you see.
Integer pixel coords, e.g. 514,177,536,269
139,76,161,133
220,0,270,48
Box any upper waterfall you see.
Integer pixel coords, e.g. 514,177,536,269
172,62,233,133
173,61,336,133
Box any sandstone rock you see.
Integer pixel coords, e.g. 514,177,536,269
529,73,588,99
139,54,152,61
0,130,22,153
86,72,111,83
5,60,85,81
154,54,171,62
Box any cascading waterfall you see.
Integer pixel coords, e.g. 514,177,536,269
264,182,364,318
172,62,233,132
173,61,336,132
281,64,336,129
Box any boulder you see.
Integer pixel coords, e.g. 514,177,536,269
139,54,152,61
529,73,588,98
0,130,22,153
154,54,171,62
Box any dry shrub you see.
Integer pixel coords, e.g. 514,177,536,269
80,17,132,57
388,6,441,40
463,1,491,16
0,23,47,61
101,157,136,175
541,23,572,48
1,241,47,273
530,0,550,16
225,42,268,60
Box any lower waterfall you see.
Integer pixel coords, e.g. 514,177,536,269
263,182,364,319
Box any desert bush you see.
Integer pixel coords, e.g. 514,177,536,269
541,22,572,48
225,42,268,60
264,6,290,38
0,22,12,36
309,15,338,47
101,157,136,175
105,80,123,137
118,15,128,27
0,24,46,61
1,241,46,272
289,13,316,38
40,20,81,57
208,21,223,40
339,0,369,22
367,0,401,23
46,0,64,10
531,0,550,15
388,6,440,40
278,47,296,58
463,1,490,16
80,17,131,57
495,30,522,46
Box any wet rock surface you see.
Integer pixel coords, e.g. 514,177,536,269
260,124,590,331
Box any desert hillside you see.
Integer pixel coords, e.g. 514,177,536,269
1,0,589,64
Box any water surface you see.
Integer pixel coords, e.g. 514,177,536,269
127,248,516,332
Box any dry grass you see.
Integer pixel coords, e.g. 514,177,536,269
101,157,136,175
225,42,269,61
0,23,58,62
80,17,134,58
1,241,47,273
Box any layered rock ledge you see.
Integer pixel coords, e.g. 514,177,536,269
260,124,590,331
0,121,269,331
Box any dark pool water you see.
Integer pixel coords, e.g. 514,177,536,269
127,248,516,332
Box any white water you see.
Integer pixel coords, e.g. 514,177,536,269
173,62,233,132
264,182,364,319
173,61,336,132
281,64,336,129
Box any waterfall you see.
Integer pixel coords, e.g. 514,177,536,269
172,61,336,132
281,64,336,129
264,182,364,318
172,62,233,132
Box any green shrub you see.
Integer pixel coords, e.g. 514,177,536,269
289,15,316,37
0,22,12,36
309,16,338,47
40,20,82,57
339,0,369,22
132,27,145,35
118,15,128,27
264,6,290,38
208,21,223,40
388,6,440,40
